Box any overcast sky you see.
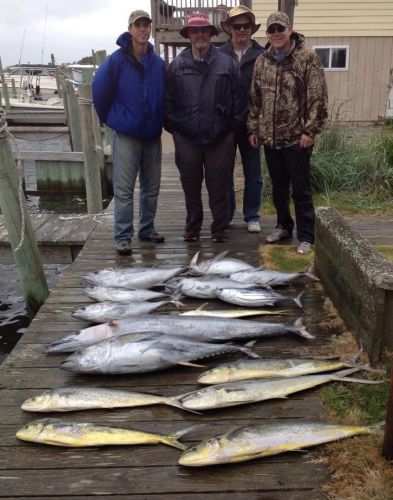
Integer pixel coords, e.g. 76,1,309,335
0,0,151,68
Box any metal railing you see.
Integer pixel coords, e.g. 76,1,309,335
151,0,249,32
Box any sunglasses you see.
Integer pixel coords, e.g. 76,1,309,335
231,23,252,31
267,24,287,34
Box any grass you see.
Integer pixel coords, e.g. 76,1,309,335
259,243,314,271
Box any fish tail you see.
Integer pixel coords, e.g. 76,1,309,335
170,299,185,309
335,376,384,384
367,421,385,434
348,344,363,364
164,397,202,415
165,424,203,450
293,290,305,309
170,289,184,303
305,266,319,281
293,318,315,340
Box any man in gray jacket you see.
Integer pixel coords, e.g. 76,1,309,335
165,12,243,243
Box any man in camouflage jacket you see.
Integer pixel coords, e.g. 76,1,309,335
248,11,328,255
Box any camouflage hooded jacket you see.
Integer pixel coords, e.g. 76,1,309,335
247,33,328,147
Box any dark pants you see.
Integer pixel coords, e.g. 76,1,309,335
173,132,235,235
264,144,315,244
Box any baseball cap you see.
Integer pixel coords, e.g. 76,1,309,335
128,10,152,26
266,11,290,29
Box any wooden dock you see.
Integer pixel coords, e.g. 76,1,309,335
0,156,392,498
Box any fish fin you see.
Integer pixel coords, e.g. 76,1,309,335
197,303,209,311
239,344,260,359
305,265,319,281
335,376,384,384
165,397,202,415
169,299,185,309
332,367,362,378
164,424,204,450
212,251,229,262
190,251,200,268
177,361,207,368
293,317,315,340
293,290,305,309
170,289,184,303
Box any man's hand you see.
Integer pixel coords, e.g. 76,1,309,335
299,133,314,148
248,133,260,148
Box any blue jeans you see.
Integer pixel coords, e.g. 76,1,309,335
112,132,162,242
229,134,263,222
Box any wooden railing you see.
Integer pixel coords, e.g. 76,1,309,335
151,0,246,32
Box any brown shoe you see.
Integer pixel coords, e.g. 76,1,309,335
116,241,132,255
265,226,291,244
212,232,228,243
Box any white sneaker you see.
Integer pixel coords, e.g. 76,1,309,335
247,221,261,233
297,242,312,255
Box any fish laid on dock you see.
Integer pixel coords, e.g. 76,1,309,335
83,266,186,289
165,275,256,299
60,332,258,374
44,316,314,354
179,303,289,318
189,251,255,276
16,418,196,449
178,421,383,466
84,286,171,303
229,267,319,287
71,298,183,323
176,368,382,411
216,288,304,308
21,387,187,413
197,356,368,384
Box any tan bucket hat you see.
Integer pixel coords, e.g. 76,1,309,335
221,5,261,35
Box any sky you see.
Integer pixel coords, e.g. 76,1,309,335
0,0,151,68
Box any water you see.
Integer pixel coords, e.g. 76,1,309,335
1,132,93,363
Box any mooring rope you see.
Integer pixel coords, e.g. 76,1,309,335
0,108,26,252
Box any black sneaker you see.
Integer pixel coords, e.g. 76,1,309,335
212,232,228,243
183,233,199,242
139,232,165,243
116,241,132,255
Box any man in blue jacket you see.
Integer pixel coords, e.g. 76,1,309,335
165,12,243,243
219,5,264,234
93,10,165,256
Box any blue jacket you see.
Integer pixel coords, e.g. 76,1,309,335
92,32,165,140
164,45,244,146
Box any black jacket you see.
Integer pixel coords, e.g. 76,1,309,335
165,45,243,146
218,39,264,132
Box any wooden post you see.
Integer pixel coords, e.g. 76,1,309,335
382,363,393,460
0,57,10,110
55,68,62,99
78,84,103,213
0,110,49,316
278,0,296,26
11,78,17,98
63,80,82,151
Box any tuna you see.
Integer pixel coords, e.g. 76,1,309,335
84,286,170,303
216,288,304,308
189,251,255,276
229,267,319,287
165,276,256,299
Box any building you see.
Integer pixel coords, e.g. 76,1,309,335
152,0,393,122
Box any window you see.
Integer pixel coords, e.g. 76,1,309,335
313,46,349,70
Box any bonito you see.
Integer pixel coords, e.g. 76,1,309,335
178,421,383,466
176,368,382,411
83,266,185,289
165,276,255,299
44,316,314,354
229,267,318,287
84,286,170,303
216,288,304,308
21,387,187,413
72,298,182,323
16,418,195,449
189,251,255,275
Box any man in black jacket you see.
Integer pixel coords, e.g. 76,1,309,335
165,12,243,243
219,5,264,233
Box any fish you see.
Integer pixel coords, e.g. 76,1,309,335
197,354,375,384
16,418,197,449
44,316,314,354
189,251,255,276
60,332,259,374
176,368,383,411
71,298,183,323
84,286,170,303
83,266,186,289
165,276,257,299
229,267,319,287
178,421,384,466
216,288,304,308
21,386,188,413
179,302,289,318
